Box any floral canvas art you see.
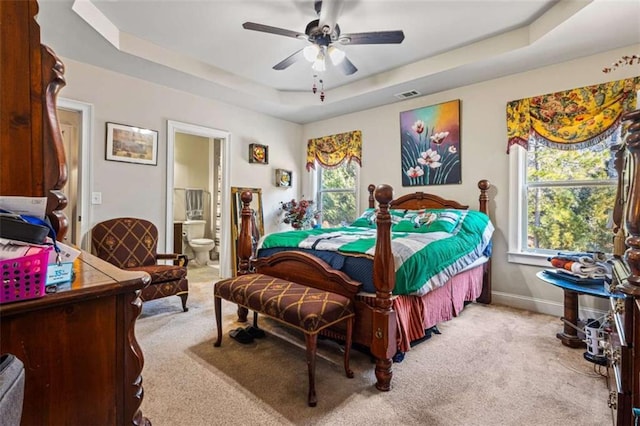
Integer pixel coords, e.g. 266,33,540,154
400,99,461,186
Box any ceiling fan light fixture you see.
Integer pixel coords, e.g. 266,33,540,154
243,2,405,76
303,44,320,62
328,45,345,65
312,57,326,72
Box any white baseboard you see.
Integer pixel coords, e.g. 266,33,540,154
491,291,607,321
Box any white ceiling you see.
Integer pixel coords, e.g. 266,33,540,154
36,0,640,124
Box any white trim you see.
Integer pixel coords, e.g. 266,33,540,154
491,291,607,320
508,145,529,264
509,141,617,266
57,97,93,251
166,120,231,277
507,251,550,267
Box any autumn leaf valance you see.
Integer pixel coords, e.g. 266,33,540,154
506,77,639,153
306,130,362,171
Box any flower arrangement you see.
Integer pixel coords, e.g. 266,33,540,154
280,198,320,229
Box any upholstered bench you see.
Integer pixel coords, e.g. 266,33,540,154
213,273,355,407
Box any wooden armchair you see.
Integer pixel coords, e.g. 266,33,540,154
91,217,189,311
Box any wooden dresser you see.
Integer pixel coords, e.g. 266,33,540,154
0,253,151,425
607,108,640,425
607,263,633,425
1,1,151,424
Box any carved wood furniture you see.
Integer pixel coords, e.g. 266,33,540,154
235,181,492,391
608,108,640,425
92,217,190,311
0,0,68,239
0,252,150,425
216,192,360,405
214,260,358,406
1,1,151,423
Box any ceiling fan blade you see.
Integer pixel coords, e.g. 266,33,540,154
242,22,305,39
273,49,305,70
337,56,357,75
318,0,344,35
339,30,405,45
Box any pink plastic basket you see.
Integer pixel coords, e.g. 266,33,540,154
1,247,51,304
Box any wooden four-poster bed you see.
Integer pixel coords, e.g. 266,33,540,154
234,180,493,391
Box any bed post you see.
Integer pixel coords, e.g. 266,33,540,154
367,184,376,209
235,190,254,322
372,184,397,391
477,180,492,304
238,191,254,275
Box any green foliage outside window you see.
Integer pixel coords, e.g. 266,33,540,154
317,162,358,228
526,139,617,254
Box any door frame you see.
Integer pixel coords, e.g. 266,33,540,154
166,120,231,277
57,97,93,251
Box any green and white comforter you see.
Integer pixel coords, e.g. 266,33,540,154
258,210,494,295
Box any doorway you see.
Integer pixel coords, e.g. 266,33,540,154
166,121,231,278
56,98,93,250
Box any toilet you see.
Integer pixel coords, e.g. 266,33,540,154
182,220,215,266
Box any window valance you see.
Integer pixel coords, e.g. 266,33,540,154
306,130,362,171
506,77,639,153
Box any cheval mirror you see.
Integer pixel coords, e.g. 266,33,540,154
230,187,264,276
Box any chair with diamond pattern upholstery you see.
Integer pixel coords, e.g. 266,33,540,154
91,217,189,311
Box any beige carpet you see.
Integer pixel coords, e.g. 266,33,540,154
136,266,612,425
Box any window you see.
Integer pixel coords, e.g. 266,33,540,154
509,131,620,266
315,162,359,228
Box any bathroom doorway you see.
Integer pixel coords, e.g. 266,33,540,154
166,121,230,278
57,98,93,250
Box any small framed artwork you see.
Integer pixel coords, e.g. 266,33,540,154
106,122,158,165
275,169,292,187
249,143,269,164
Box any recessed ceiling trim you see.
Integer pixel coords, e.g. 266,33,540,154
529,0,592,43
72,0,279,102
72,0,590,108
71,0,120,48
308,2,590,104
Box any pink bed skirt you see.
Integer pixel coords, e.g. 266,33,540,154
391,264,485,353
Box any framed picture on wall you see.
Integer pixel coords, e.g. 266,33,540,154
249,143,269,164
275,169,292,187
105,122,158,165
400,99,461,186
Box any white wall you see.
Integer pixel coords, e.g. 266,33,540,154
302,44,640,316
58,58,303,253
59,44,640,316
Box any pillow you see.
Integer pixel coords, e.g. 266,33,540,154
350,208,405,228
350,208,377,228
392,209,465,233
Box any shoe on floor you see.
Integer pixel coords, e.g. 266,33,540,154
229,327,254,344
244,325,266,339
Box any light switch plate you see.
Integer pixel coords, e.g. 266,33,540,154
91,192,102,205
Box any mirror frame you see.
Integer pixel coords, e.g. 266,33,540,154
230,187,264,276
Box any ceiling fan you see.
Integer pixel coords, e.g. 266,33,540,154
242,0,405,76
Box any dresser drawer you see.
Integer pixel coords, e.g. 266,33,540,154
610,296,629,346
